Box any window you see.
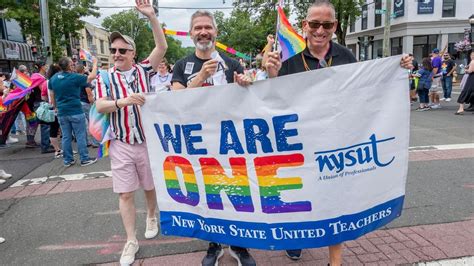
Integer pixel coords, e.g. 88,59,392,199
374,0,382,27
361,5,368,30
5,19,24,42
413,35,438,62
391,37,403,56
372,40,383,59
0,19,5,39
86,31,93,50
442,0,456,17
100,40,105,54
349,19,355,33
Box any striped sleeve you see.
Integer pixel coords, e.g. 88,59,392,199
139,58,153,73
95,73,108,100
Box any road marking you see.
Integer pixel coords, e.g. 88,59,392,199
10,171,112,188
409,143,474,152
38,236,195,255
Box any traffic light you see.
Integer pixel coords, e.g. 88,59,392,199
31,46,38,56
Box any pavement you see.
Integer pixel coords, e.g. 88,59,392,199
0,85,473,265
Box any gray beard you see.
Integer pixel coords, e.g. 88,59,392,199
195,40,214,51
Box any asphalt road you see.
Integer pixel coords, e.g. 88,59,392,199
0,86,472,265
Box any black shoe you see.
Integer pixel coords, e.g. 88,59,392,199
465,106,474,112
285,249,302,260
201,242,224,266
228,246,256,266
81,157,98,167
41,148,55,154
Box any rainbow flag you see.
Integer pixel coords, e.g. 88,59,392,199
276,6,306,62
10,68,32,90
79,48,93,62
97,140,110,159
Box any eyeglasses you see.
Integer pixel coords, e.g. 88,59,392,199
109,48,133,55
307,21,335,30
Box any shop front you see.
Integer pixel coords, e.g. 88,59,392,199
0,39,35,73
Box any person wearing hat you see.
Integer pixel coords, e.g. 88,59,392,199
94,0,167,265
429,48,442,109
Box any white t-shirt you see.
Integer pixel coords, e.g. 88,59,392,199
150,72,172,92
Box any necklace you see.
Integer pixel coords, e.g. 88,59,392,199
302,53,333,71
158,73,169,83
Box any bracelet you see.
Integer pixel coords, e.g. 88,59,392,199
115,99,120,109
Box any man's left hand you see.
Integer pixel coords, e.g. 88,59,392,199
234,72,253,87
400,55,413,69
135,0,155,18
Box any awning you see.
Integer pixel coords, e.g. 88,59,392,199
0,40,34,62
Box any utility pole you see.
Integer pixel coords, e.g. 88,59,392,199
40,0,53,64
382,0,392,57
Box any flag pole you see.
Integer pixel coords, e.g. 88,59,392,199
273,1,283,52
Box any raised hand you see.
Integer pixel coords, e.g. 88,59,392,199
135,0,155,19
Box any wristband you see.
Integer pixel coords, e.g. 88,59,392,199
115,99,120,109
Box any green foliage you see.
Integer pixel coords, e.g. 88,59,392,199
214,1,281,58
1,0,99,61
102,10,189,63
292,0,364,46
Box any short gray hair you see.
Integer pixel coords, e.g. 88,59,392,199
189,10,217,31
307,0,336,20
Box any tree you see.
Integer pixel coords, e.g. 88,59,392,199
102,9,153,61
1,0,99,60
214,1,280,58
292,0,364,46
102,10,189,63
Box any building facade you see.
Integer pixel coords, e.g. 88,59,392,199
71,22,111,68
346,0,472,65
0,19,35,73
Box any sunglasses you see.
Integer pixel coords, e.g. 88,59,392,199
307,21,335,30
109,48,133,55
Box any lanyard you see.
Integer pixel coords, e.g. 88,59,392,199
302,53,333,71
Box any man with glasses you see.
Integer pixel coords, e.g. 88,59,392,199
265,0,412,264
94,0,167,265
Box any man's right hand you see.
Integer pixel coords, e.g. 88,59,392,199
266,51,282,78
124,93,146,106
197,59,218,82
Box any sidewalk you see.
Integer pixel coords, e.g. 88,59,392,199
95,219,474,265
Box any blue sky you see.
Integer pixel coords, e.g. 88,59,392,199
83,0,234,47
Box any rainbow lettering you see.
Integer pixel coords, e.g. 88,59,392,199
199,157,254,212
164,156,200,206
255,154,311,214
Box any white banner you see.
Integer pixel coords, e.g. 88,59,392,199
141,56,409,250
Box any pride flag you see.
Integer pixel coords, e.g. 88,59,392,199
79,48,93,62
276,6,306,62
10,68,32,90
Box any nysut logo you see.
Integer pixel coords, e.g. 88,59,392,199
314,134,396,174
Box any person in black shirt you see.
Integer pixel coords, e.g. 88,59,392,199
265,1,412,264
440,53,456,101
171,10,255,266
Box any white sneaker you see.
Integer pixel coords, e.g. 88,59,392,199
120,240,139,265
0,179,5,184
144,217,159,239
0,170,12,179
431,104,441,109
440,98,446,101
0,237,5,243
445,98,451,102
6,136,18,144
